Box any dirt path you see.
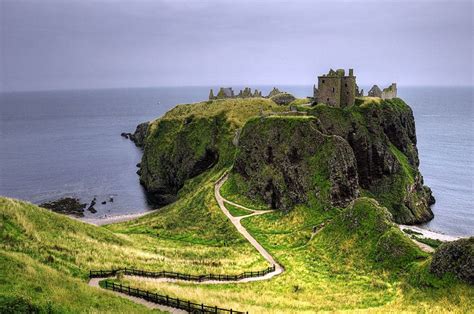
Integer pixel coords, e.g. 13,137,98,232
214,173,284,278
88,278,186,313
88,172,283,312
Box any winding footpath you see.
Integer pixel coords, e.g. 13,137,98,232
88,173,284,311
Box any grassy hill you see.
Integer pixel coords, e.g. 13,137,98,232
1,97,472,312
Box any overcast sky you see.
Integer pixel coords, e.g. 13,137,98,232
1,0,472,91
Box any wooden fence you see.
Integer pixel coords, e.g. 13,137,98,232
90,265,275,282
90,265,275,313
103,280,246,313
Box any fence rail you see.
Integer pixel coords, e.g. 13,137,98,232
90,265,276,282
103,280,246,314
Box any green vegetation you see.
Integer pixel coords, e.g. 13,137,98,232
116,198,473,313
412,236,444,249
2,97,471,312
225,202,252,217
0,250,158,313
220,172,269,210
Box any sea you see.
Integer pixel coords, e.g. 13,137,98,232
0,86,472,236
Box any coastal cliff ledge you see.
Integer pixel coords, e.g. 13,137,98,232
136,96,434,225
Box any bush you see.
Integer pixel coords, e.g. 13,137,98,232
430,237,474,284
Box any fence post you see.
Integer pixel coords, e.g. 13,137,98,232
166,295,169,305
231,309,233,314
177,298,180,309
202,303,204,311
215,305,218,313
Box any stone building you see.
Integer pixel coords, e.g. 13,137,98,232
368,85,382,97
313,69,357,107
381,83,397,99
368,83,397,99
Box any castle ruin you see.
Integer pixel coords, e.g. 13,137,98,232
209,87,262,100
368,83,397,99
313,69,362,108
314,69,397,106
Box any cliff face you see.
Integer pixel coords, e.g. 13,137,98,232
233,117,359,210
306,98,434,223
137,97,434,225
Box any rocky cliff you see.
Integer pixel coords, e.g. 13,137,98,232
137,97,434,224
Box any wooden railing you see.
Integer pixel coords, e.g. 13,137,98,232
90,265,275,282
103,280,246,313
90,265,275,313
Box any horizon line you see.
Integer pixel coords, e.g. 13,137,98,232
2,84,473,94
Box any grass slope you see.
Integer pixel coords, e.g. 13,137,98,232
1,98,471,312
115,198,473,313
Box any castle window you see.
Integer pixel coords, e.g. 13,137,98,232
345,83,348,87
322,79,325,83
332,87,335,93
346,91,349,95
327,98,329,102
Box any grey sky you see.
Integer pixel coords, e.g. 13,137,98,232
1,0,472,91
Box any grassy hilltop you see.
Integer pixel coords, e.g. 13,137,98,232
1,97,472,313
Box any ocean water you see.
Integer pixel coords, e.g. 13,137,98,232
0,86,472,236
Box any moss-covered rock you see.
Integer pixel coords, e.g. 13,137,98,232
308,98,433,224
233,116,359,210
138,98,287,205
270,92,296,106
430,237,474,284
137,96,433,225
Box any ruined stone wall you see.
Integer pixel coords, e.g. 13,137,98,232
340,76,356,107
381,83,397,99
317,76,342,107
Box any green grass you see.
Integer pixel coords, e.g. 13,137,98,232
220,173,270,210
412,236,444,249
2,97,472,313
0,249,158,313
116,197,474,313
225,202,252,217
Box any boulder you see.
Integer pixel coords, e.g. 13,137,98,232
430,237,474,284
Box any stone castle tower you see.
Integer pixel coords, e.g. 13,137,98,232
314,69,356,107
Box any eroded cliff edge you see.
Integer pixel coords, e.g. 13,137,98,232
136,97,434,225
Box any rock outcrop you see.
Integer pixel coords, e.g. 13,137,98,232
136,97,434,224
430,237,474,284
307,98,434,224
233,117,359,210
39,198,86,217
270,92,296,106
129,122,149,148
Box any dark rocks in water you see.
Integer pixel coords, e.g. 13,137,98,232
40,197,86,217
128,122,149,148
87,198,97,213
430,237,474,285
136,169,141,175
101,201,106,205
121,132,131,139
136,163,141,168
